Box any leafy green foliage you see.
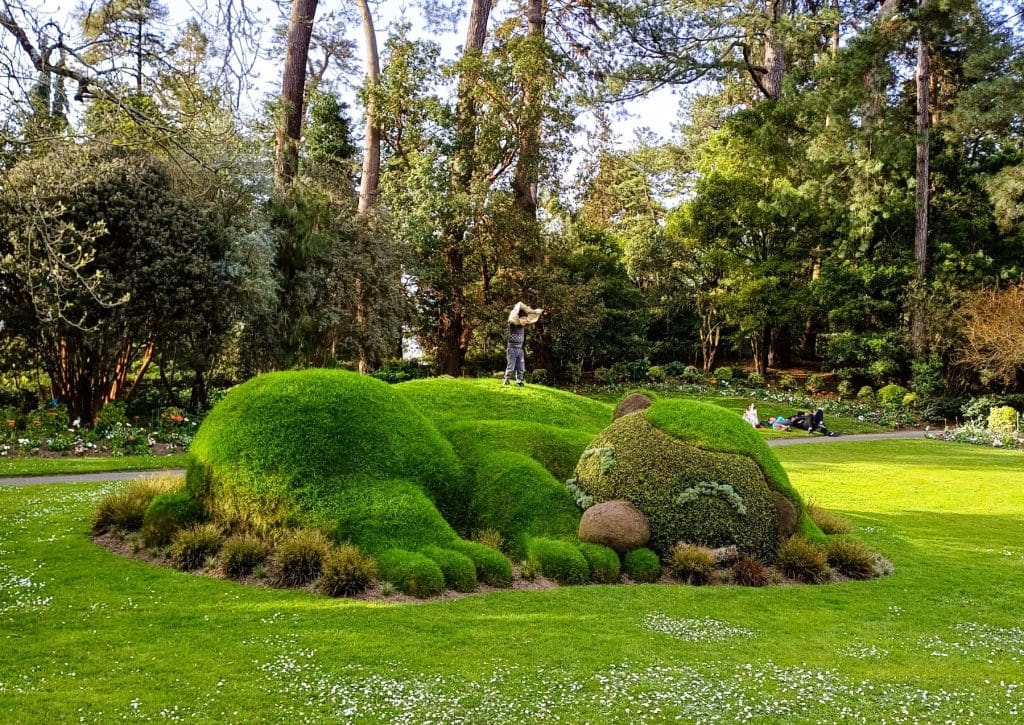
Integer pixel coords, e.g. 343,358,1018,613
220,535,269,579
169,524,222,571
777,537,830,584
319,544,378,597
623,547,661,583
577,543,621,584
667,543,716,585
525,538,589,585
271,529,331,587
376,549,445,598
877,384,910,408
142,491,203,547
988,406,1018,435
421,546,477,593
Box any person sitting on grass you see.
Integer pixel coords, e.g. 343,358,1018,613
503,302,543,387
743,403,760,428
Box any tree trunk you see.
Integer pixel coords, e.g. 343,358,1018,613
911,3,930,357
433,0,493,375
761,5,785,99
355,0,381,373
864,0,902,124
356,0,380,215
189,368,207,412
274,0,318,194
512,0,545,216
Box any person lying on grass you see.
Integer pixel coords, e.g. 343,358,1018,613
790,408,839,436
503,302,543,387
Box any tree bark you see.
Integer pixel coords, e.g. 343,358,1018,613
274,0,318,194
759,0,786,100
433,0,493,376
512,0,545,216
356,0,380,215
911,2,930,357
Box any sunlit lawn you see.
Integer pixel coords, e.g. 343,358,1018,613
1,440,1022,722
0,454,187,478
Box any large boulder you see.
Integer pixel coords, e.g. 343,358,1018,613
573,399,821,559
578,500,650,553
613,393,652,420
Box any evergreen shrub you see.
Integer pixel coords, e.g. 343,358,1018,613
713,366,734,382
680,365,703,383
377,549,445,598
805,373,826,393
877,384,909,407
647,366,667,383
448,540,513,587
856,386,875,400
142,491,203,547
421,545,478,592
577,542,621,583
624,547,661,583
747,372,765,388
525,537,589,584
988,406,1018,435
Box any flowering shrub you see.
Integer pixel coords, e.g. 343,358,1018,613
926,423,1023,450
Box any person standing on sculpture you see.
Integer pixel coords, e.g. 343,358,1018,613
503,302,543,386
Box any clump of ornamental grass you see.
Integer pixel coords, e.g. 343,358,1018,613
271,529,332,587
777,536,830,583
319,544,378,597
667,543,716,585
806,500,853,535
825,538,877,580
170,524,223,571
92,476,180,534
474,529,506,552
220,534,270,579
732,556,772,587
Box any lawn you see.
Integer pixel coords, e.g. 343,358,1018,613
2,439,1022,722
0,454,187,478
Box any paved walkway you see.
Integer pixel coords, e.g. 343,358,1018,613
0,431,931,487
766,430,927,447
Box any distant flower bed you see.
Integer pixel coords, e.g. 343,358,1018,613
925,423,1023,451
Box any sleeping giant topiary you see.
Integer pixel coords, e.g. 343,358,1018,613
573,399,822,559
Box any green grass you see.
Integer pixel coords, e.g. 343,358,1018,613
3,440,1023,721
0,453,186,477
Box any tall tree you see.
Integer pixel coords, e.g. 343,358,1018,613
356,0,381,214
911,0,931,356
275,0,318,193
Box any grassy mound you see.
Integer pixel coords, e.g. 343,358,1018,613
186,370,466,537
574,411,781,558
397,378,612,434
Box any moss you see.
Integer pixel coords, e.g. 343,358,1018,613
574,413,779,558
644,400,824,542
142,491,203,547
624,547,661,583
421,546,478,592
577,542,621,583
376,549,445,598
525,537,589,585
448,540,513,588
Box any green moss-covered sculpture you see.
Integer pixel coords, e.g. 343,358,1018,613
573,400,823,558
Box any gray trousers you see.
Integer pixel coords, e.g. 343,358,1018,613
504,346,525,383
